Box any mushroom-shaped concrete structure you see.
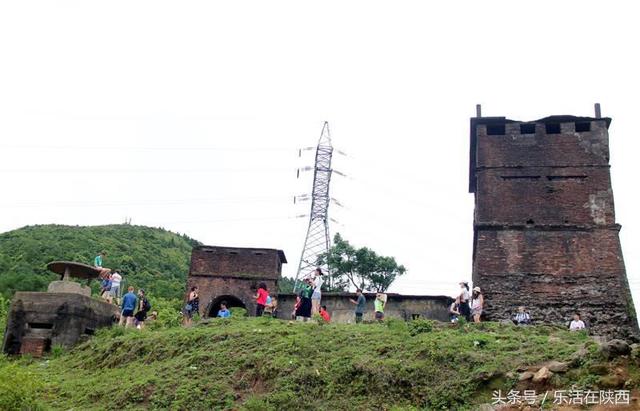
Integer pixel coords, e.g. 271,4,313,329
46,261,101,296
47,261,102,281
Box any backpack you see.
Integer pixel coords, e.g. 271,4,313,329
143,298,151,312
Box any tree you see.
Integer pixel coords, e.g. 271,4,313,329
322,233,406,292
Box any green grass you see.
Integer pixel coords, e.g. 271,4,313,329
1,319,614,411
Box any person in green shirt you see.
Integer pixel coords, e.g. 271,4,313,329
374,293,386,321
295,278,313,321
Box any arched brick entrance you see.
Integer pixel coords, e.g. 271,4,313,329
208,295,246,318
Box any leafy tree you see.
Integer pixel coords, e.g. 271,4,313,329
0,224,200,300
278,276,296,293
322,233,406,292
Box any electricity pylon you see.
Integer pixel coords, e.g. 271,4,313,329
294,122,333,291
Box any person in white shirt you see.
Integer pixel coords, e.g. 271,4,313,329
110,270,123,303
458,282,471,321
569,313,586,331
311,267,324,315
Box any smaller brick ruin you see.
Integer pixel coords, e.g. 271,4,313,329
186,245,287,317
469,111,638,338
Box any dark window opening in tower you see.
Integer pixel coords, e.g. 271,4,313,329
486,124,506,135
526,219,535,225
501,176,541,180
575,122,591,132
520,123,536,134
545,123,561,134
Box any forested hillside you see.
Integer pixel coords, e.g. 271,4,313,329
0,224,200,300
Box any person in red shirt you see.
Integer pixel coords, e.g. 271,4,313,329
319,305,331,323
254,282,269,316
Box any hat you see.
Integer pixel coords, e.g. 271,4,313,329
473,286,481,292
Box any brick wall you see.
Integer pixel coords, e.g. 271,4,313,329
470,115,638,339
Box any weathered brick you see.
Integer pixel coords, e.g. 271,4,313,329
469,114,638,338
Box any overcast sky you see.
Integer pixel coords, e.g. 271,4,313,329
0,1,638,314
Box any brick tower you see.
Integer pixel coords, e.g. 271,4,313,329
469,106,638,338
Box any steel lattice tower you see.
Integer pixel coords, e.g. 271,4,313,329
294,122,333,290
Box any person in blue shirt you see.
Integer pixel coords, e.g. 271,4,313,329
217,301,231,318
120,286,138,328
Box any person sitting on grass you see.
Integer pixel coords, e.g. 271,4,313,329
217,301,231,318
569,313,586,331
449,297,460,323
319,305,331,323
513,306,531,326
120,286,137,328
264,296,278,318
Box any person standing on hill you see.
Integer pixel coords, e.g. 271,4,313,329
295,278,313,321
458,282,471,322
470,287,484,323
374,293,386,322
254,282,269,317
569,313,586,331
311,267,324,315
110,270,122,304
183,286,199,327
135,289,151,330
349,289,366,323
120,286,137,328
100,273,112,302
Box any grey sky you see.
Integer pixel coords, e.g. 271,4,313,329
0,1,638,315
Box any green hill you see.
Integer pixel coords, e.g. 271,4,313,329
2,319,639,410
0,224,200,300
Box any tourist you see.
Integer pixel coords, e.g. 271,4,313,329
183,286,199,327
319,305,331,322
254,282,269,317
349,288,366,323
110,270,122,304
94,251,110,278
100,273,112,302
292,295,301,320
513,306,531,326
470,286,483,323
449,297,461,323
120,286,137,328
134,289,151,330
569,313,586,331
458,281,471,321
264,295,278,318
295,278,313,321
311,267,324,315
374,293,386,322
217,301,231,318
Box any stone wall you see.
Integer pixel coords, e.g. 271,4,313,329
275,293,451,323
469,115,638,339
3,292,119,355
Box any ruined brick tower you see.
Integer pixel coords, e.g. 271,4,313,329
469,106,638,338
186,246,286,317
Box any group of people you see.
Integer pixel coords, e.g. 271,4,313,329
448,281,589,331
93,252,156,329
448,282,485,323
119,286,154,329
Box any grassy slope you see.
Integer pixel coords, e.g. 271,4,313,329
6,319,638,411
0,224,199,300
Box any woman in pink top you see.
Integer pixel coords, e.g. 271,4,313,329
254,282,269,317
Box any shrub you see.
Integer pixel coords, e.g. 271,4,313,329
0,358,44,410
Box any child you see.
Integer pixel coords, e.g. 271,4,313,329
374,293,386,321
217,302,231,318
319,305,331,323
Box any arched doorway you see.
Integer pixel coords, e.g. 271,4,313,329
208,295,246,318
